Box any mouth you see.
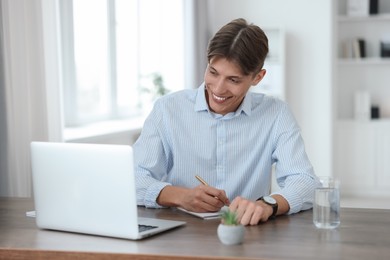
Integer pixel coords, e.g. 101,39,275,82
212,93,228,102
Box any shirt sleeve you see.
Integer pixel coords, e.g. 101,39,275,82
270,104,321,214
133,101,172,208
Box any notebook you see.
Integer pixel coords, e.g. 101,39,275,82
177,206,229,219
30,142,186,240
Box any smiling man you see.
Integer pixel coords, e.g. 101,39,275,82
134,18,320,225
204,57,265,116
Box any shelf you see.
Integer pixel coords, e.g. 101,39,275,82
333,0,390,201
338,13,390,22
338,57,390,65
336,118,390,125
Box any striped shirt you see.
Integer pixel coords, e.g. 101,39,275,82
134,84,320,214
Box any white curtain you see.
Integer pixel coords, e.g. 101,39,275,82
0,0,63,197
184,0,210,88
0,0,8,197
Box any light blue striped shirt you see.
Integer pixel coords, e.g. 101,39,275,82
134,84,320,214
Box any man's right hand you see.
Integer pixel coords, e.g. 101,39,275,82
156,185,229,212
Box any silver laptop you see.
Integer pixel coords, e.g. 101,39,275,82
30,142,185,240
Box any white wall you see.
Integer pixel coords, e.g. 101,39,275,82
0,0,62,197
206,0,333,177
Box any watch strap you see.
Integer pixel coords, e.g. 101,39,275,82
257,196,278,218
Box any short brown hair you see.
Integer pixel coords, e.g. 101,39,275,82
207,18,269,76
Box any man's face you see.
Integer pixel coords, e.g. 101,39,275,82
204,57,265,115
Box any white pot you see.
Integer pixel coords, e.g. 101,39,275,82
217,223,245,245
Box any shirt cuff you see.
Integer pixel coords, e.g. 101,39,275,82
271,190,303,215
144,182,171,208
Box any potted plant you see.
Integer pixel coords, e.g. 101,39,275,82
138,72,170,114
217,209,245,245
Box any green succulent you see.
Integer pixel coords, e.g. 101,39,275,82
220,209,239,226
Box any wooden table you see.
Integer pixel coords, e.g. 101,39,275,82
1,198,389,260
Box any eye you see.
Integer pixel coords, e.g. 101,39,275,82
209,68,217,75
229,78,240,84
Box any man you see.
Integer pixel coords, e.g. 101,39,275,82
134,18,320,226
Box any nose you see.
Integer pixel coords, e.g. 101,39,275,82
214,78,225,93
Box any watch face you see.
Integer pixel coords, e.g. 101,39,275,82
264,196,277,205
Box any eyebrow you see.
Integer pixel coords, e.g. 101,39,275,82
228,75,242,80
209,65,243,79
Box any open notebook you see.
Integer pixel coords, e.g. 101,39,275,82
178,206,229,219
30,142,185,240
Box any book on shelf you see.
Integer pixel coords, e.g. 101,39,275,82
354,90,371,121
354,38,366,58
347,0,378,16
381,42,390,58
343,38,366,58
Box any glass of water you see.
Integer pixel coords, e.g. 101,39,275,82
313,177,340,229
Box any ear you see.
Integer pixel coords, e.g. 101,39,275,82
251,69,266,86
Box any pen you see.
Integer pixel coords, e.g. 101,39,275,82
195,175,227,205
195,175,209,186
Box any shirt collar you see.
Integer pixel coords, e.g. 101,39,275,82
194,83,209,112
195,83,252,117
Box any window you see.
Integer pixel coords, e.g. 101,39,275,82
60,0,185,126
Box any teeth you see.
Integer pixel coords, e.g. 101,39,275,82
213,93,227,101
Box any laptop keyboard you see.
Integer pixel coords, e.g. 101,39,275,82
138,224,158,233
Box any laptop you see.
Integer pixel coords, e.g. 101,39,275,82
30,142,186,240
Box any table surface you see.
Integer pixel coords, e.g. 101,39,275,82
1,197,390,260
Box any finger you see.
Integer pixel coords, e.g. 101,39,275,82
186,197,220,213
229,197,240,212
249,207,264,225
239,203,256,226
200,186,229,206
230,197,248,223
194,186,225,211
193,194,222,212
201,192,225,209
200,200,222,212
217,190,230,205
202,185,225,199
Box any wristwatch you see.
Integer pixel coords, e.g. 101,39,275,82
258,196,278,218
